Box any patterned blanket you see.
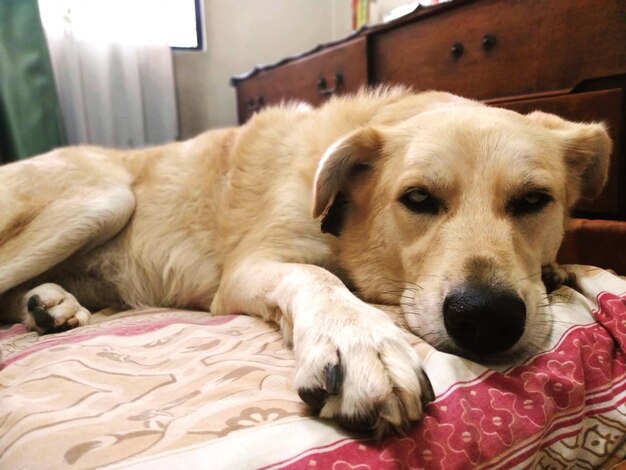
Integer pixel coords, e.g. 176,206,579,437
1,265,625,469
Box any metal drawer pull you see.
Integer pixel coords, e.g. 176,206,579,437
317,73,344,96
482,34,497,51
247,96,265,113
450,42,464,58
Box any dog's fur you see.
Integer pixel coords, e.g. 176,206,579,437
0,88,611,435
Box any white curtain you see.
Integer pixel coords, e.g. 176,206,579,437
38,0,178,148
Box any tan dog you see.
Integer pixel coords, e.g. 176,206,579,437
0,88,611,435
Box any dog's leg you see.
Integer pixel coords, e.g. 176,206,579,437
0,186,135,330
0,186,134,293
212,259,431,436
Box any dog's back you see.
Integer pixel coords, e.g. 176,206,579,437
0,87,409,313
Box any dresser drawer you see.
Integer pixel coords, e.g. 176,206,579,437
234,37,367,123
371,0,626,101
497,89,624,217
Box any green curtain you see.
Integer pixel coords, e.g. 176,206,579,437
0,0,66,162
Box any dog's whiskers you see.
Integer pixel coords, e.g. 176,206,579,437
379,276,423,289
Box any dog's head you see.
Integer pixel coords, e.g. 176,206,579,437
313,96,611,361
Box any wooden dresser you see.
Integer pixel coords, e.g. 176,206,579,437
231,0,626,272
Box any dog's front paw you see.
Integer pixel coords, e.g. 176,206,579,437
294,306,432,437
22,283,90,334
541,262,577,293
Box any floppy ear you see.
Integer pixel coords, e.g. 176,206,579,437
312,127,383,234
527,111,612,202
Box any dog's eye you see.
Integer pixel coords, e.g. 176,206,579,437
400,188,440,215
509,191,553,216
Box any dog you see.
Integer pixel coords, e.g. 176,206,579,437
0,87,611,435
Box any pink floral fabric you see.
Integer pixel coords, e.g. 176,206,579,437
1,266,625,469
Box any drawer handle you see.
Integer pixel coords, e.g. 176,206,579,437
247,96,265,113
482,34,497,51
450,42,464,58
317,73,344,96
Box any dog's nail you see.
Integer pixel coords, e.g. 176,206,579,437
396,388,422,422
298,387,327,413
325,363,343,395
379,395,404,427
418,369,435,404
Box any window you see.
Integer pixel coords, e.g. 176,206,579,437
39,0,204,51
165,0,203,50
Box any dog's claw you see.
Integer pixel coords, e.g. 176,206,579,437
418,369,436,404
325,363,343,395
379,394,404,428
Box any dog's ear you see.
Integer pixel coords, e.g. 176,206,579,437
527,111,612,202
312,127,383,234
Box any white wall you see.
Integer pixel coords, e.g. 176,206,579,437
173,0,352,139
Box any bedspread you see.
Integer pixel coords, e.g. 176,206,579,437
1,265,625,469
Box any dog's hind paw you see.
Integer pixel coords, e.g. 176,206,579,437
22,283,90,334
295,305,434,438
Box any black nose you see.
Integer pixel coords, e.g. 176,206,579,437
443,284,526,356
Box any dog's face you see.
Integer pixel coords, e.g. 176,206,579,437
313,102,611,361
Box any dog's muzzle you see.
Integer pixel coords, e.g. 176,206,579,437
443,284,526,356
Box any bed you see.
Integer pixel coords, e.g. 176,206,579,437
1,264,625,469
